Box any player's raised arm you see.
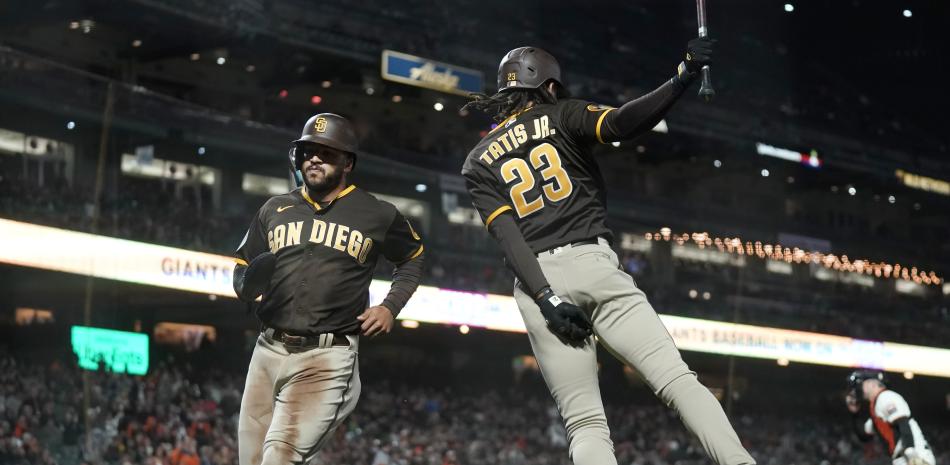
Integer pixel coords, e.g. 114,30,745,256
571,37,715,144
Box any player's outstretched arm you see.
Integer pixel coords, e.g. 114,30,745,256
599,37,714,142
489,214,592,342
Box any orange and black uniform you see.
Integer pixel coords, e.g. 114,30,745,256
236,185,424,334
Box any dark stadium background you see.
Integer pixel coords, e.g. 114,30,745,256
0,0,947,464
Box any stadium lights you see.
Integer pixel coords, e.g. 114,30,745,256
190,53,200,61
784,3,794,12
79,19,95,34
756,142,822,168
894,169,950,196
644,226,943,286
66,121,76,130
903,9,912,18
433,102,445,111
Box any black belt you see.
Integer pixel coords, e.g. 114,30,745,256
262,326,350,348
571,238,600,247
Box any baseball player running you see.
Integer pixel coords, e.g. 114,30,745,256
847,370,937,465
461,39,755,465
233,113,425,465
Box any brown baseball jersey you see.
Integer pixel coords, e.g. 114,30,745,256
235,185,423,335
461,99,618,253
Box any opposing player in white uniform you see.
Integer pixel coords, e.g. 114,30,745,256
846,370,936,465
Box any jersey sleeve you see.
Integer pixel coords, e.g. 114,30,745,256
875,391,912,423
462,161,513,228
381,208,424,264
557,99,617,145
235,206,269,265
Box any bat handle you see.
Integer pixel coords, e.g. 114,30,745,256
699,65,715,102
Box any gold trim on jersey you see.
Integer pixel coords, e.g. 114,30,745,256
595,108,615,144
484,205,513,228
394,244,425,265
234,258,248,266
302,184,357,211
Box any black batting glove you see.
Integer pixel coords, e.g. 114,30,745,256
535,287,593,343
677,37,715,79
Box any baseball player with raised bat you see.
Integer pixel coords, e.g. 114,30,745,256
461,35,755,465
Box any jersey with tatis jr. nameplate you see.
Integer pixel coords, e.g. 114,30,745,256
236,186,423,335
461,99,616,253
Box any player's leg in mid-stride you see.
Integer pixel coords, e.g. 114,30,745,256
513,242,754,465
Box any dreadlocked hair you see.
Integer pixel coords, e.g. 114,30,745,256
462,86,558,123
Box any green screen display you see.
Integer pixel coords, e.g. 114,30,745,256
70,326,149,375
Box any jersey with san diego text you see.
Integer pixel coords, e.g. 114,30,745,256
461,99,617,253
235,186,423,335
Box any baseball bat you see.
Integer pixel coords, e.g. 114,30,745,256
696,0,715,102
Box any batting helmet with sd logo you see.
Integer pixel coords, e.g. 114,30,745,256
288,113,359,185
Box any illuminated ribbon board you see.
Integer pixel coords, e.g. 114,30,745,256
756,142,821,168
3,218,949,378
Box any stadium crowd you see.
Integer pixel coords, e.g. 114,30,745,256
1,347,948,465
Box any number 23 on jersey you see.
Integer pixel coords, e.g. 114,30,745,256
500,143,573,217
